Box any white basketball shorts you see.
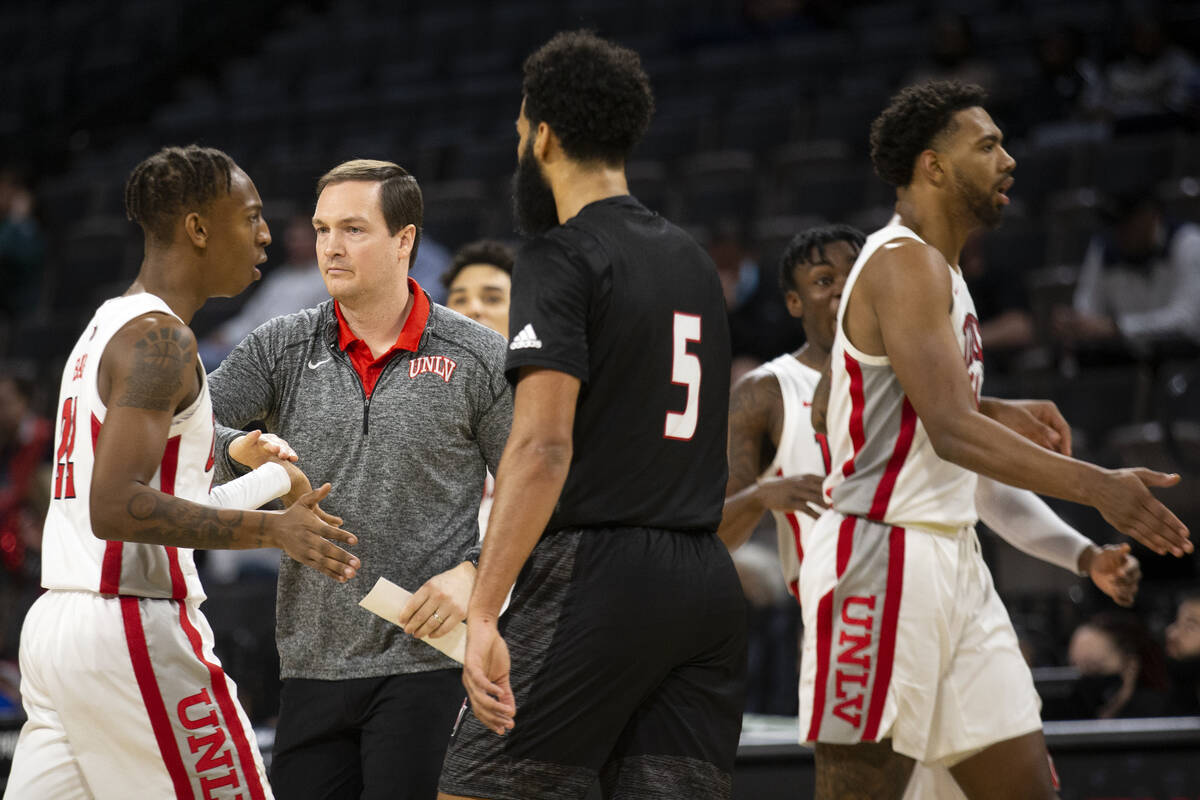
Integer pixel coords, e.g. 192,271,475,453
797,512,1042,766
7,590,272,799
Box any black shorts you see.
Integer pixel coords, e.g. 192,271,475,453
439,527,747,800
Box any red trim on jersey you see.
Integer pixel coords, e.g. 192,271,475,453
776,468,805,567
177,603,267,800
862,526,905,740
815,432,832,474
867,398,918,520
835,513,855,578
806,588,836,741
121,597,194,799
788,579,800,602
158,436,188,601
839,352,866,479
94,414,125,595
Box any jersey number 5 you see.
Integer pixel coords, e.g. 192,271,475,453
54,396,78,499
664,312,702,441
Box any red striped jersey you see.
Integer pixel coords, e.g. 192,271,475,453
758,354,828,598
41,294,212,601
823,221,983,530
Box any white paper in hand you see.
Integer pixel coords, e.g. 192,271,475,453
358,577,466,664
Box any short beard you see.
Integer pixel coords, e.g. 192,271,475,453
511,140,560,237
955,171,1005,230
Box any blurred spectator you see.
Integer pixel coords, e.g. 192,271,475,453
0,465,48,665
708,220,798,363
961,231,1035,373
198,214,329,367
1099,14,1199,130
731,541,799,715
0,367,50,569
1064,611,1170,719
1054,194,1200,356
1022,26,1106,138
405,233,452,304
906,14,997,95
0,169,45,323
440,239,515,337
1165,590,1200,715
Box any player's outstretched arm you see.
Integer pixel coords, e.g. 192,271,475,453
463,366,579,735
975,477,1140,606
89,315,360,583
718,369,826,551
864,242,1190,557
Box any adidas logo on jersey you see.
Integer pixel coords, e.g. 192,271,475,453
509,324,543,350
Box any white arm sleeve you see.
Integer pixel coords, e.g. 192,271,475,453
208,462,291,510
975,476,1093,575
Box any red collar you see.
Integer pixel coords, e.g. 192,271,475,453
334,277,430,356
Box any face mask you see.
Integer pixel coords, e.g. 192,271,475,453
1167,655,1200,684
1069,672,1123,717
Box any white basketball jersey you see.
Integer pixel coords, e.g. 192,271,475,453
41,293,212,601
823,222,984,530
759,355,829,597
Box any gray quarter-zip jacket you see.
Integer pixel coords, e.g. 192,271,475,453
209,295,511,680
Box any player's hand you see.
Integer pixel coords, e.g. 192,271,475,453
756,474,829,519
980,397,1071,456
271,484,359,582
398,561,475,639
463,616,515,735
229,429,299,468
279,461,343,527
1091,468,1191,557
1080,544,1141,607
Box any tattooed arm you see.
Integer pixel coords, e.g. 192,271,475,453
89,313,360,582
717,367,826,551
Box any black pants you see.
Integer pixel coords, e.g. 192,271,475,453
271,669,464,800
440,528,747,800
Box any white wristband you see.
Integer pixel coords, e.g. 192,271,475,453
209,462,291,510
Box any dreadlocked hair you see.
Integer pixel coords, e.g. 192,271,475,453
124,145,236,242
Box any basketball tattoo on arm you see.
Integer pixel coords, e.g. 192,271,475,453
116,326,193,411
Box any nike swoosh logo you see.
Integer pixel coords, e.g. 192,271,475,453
307,357,331,369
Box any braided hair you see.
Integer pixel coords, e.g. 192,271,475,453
124,145,236,242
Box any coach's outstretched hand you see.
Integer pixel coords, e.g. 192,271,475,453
273,484,359,582
464,617,515,735
1091,468,1191,557
1081,543,1141,607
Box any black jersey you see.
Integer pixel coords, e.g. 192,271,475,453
506,195,731,534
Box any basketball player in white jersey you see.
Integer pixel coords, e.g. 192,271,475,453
6,145,360,799
802,81,1190,799
720,223,1141,800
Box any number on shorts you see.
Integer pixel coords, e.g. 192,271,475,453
664,312,702,441
54,396,78,499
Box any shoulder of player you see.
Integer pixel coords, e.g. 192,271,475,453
108,312,196,354
103,313,198,407
729,366,783,428
858,237,952,301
